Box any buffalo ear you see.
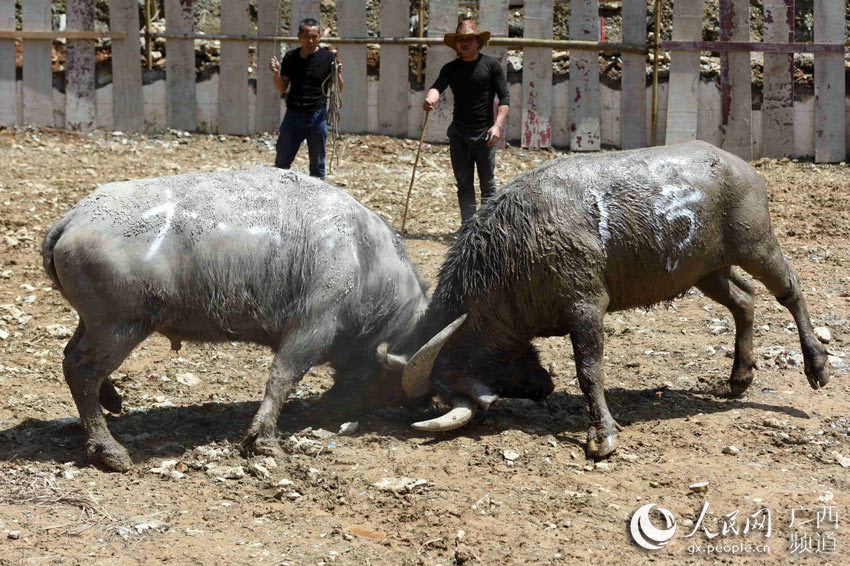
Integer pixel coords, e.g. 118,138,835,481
377,343,407,372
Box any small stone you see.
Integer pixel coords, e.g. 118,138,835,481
249,462,271,479
503,449,520,461
261,456,278,470
456,529,465,541
286,491,302,500
276,478,294,487
762,417,787,430
722,445,740,456
176,372,199,386
680,518,694,529
649,481,660,488
7,531,20,540
619,453,639,463
595,462,611,471
373,477,428,493
833,451,850,468
827,355,842,367
814,327,831,344
45,324,72,339
338,422,359,435
689,481,709,493
0,329,8,340
310,428,335,440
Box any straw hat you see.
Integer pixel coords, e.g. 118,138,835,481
443,20,491,50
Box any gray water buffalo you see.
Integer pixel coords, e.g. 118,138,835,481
395,141,829,458
43,167,427,471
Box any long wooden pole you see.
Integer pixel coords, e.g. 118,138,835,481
400,111,430,236
651,0,660,146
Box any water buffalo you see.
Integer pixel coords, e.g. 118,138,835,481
395,141,830,458
43,167,427,471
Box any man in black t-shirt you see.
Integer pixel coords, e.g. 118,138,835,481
269,19,343,179
424,20,510,226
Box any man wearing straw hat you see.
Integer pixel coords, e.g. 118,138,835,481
423,19,510,227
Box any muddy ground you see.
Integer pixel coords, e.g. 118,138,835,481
0,128,848,564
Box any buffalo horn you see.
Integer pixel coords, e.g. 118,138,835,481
411,395,477,432
401,314,468,398
457,377,499,410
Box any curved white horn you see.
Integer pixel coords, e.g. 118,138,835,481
401,314,468,398
411,396,477,432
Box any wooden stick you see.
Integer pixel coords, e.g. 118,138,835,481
400,111,429,236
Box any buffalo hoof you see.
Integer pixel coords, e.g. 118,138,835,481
586,428,619,460
243,433,285,460
86,438,132,472
727,376,754,398
805,354,829,390
98,379,123,414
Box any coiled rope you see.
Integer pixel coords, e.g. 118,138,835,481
323,58,343,174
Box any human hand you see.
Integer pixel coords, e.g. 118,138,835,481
423,95,437,112
486,125,501,147
269,56,280,73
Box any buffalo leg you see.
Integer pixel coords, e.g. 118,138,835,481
67,321,123,414
739,245,829,390
696,267,757,396
63,322,148,472
244,323,334,458
569,302,619,459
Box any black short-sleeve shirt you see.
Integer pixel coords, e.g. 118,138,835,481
431,53,510,136
280,47,336,112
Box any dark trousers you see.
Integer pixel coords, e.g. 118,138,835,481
448,124,497,223
274,107,328,179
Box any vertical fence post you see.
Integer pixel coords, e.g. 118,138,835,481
66,0,96,131
165,0,196,131
762,0,794,158
522,0,553,149
569,0,599,151
480,0,509,148
719,0,752,160
109,0,143,131
423,0,458,143
256,0,281,133
665,0,704,145
0,1,17,126
219,0,249,134
621,0,646,149
378,0,409,137
813,0,846,162
338,0,367,133
22,0,53,127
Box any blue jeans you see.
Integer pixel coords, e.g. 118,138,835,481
274,107,327,179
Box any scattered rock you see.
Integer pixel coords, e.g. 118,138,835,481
814,327,831,344
689,481,709,493
7,531,20,540
373,477,428,493
595,462,611,471
722,445,740,455
338,421,359,435
249,462,271,480
204,464,245,480
311,428,335,440
833,451,850,468
502,449,520,461
150,460,185,480
45,324,72,339
175,372,199,386
762,417,787,430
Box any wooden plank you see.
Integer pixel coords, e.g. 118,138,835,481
480,0,509,149
109,0,143,131
423,0,458,143
66,0,96,131
256,0,281,133
338,0,367,133
568,0,599,151
665,0,703,145
22,0,53,127
719,0,751,160
377,0,408,136
165,0,196,131
762,0,794,158
620,0,646,149
814,0,845,163
521,0,553,149
0,0,15,127
219,0,249,134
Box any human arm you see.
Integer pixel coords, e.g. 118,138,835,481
269,56,289,95
423,88,440,111
487,104,509,147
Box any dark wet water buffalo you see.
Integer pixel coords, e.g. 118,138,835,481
43,167,428,471
395,141,829,458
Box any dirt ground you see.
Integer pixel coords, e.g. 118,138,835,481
0,128,848,565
